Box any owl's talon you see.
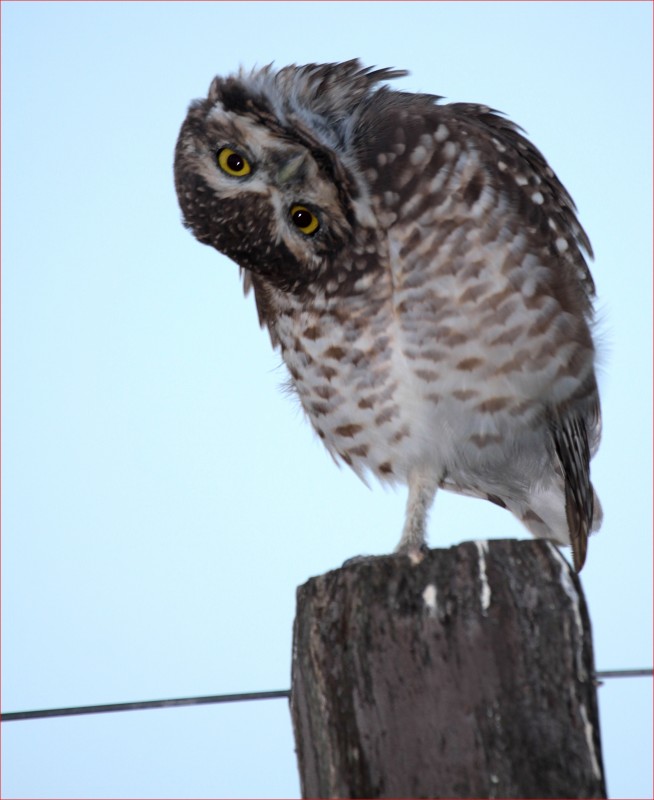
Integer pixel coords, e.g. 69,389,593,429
396,543,429,565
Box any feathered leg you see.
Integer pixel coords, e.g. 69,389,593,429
396,471,437,553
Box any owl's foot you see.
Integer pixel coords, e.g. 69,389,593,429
341,546,428,569
395,541,430,565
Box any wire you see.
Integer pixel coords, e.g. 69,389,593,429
1,690,290,723
2,670,651,723
595,668,652,679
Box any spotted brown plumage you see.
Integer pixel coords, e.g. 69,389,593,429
174,60,602,571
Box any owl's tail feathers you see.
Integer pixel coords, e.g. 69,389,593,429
550,413,601,572
513,411,601,571
590,489,603,532
515,481,601,573
567,484,604,572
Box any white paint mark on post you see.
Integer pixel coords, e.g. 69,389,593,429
422,583,438,617
475,540,491,615
548,542,587,680
580,702,603,780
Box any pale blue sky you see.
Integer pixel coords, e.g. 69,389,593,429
2,2,652,798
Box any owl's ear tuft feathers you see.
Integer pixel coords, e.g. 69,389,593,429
202,61,410,132
207,74,274,119
270,60,409,118
208,76,221,103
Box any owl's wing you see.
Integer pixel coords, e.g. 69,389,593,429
446,103,596,313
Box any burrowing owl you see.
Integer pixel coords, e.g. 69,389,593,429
174,60,602,571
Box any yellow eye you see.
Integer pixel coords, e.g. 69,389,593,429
290,205,320,235
217,147,251,177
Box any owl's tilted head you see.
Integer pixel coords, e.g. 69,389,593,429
174,60,413,295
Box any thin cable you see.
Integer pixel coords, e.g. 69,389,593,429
595,668,652,680
1,690,290,722
2,669,651,723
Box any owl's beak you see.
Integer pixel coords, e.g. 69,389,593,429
277,154,307,185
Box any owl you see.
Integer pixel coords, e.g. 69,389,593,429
174,60,602,571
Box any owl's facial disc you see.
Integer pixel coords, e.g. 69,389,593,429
214,146,321,238
174,93,363,294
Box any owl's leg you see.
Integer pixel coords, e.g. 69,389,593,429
395,472,437,554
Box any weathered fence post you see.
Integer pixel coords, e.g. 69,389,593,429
290,538,605,799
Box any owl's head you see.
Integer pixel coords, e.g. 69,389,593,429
174,60,408,294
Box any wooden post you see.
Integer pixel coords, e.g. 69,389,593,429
290,539,606,799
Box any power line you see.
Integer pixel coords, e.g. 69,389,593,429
2,670,651,723
1,690,290,723
594,669,652,680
